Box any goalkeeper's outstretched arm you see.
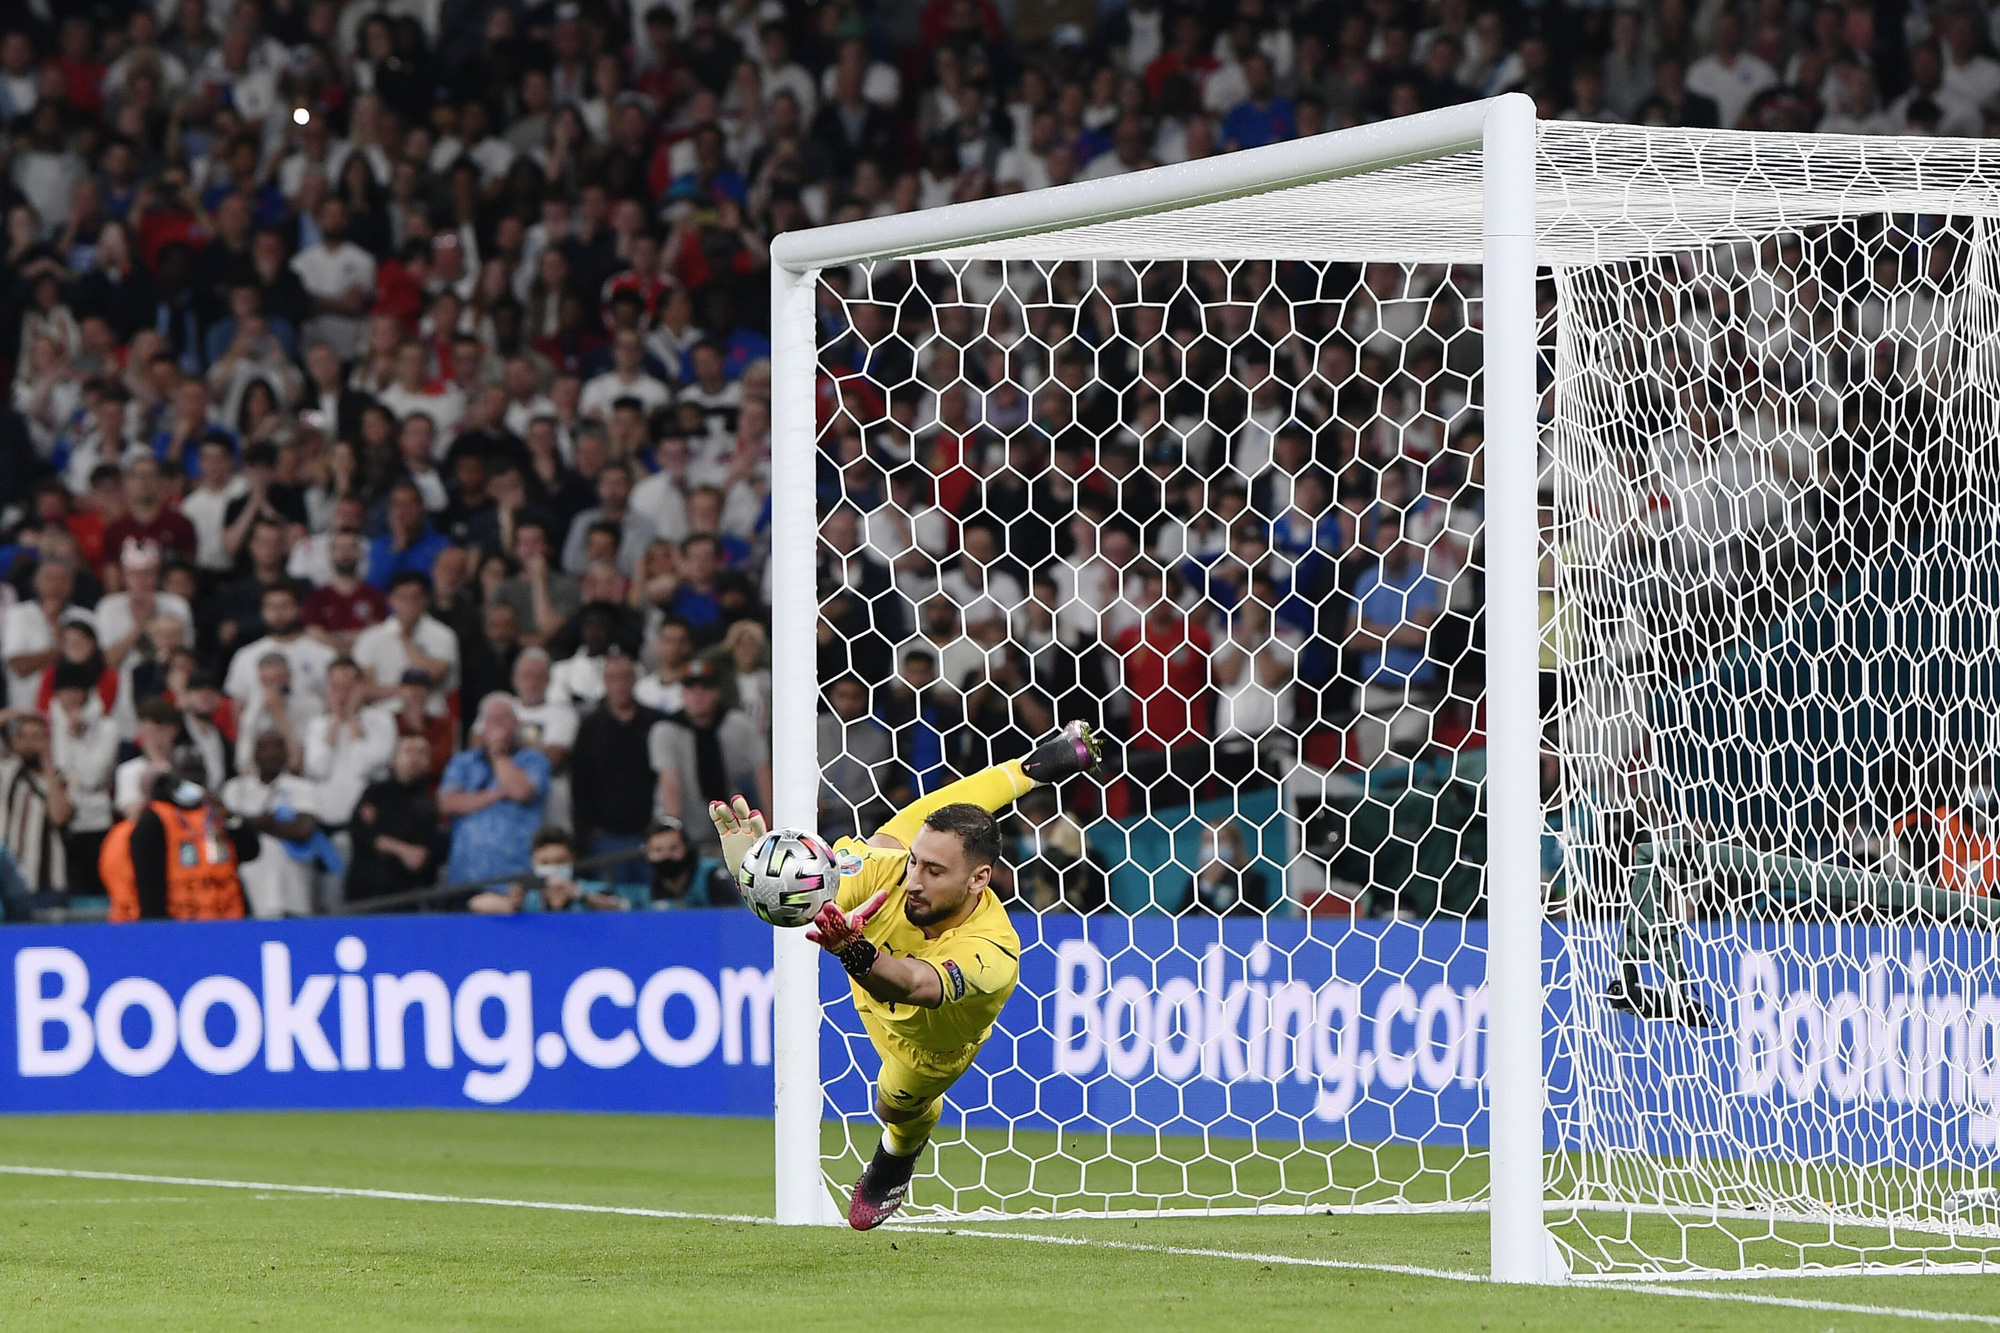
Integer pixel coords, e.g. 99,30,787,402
707,721,1103,875
866,720,1103,851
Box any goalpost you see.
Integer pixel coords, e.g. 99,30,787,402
765,93,2000,1282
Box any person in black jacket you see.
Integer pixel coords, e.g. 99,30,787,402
571,653,665,887
344,732,443,908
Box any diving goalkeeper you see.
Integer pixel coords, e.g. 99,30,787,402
710,721,1102,1229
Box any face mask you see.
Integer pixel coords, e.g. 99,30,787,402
533,862,574,882
651,858,690,897
172,780,205,808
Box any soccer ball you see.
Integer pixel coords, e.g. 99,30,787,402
739,828,843,927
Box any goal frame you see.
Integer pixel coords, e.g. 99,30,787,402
763,92,1549,1283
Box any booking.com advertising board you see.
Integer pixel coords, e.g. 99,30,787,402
7,914,2000,1170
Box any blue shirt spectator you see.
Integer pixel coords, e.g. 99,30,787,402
368,482,451,590
1351,526,1446,691
1222,54,1295,150
439,697,552,888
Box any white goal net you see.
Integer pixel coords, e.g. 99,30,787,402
777,105,2000,1280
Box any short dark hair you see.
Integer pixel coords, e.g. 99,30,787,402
137,698,183,728
388,571,431,596
532,829,577,854
920,803,1002,869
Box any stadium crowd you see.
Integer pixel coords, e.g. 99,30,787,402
0,0,1977,919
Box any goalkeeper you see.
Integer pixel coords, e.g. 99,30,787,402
710,721,1102,1229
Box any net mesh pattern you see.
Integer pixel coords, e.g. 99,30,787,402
803,120,2000,1276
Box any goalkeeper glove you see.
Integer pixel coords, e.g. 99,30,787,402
708,795,768,879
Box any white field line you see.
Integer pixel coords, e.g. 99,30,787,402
2,1163,1997,1326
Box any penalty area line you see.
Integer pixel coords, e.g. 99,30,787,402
3,1164,1994,1326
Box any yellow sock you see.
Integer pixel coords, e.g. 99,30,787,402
877,760,1035,846
882,1099,941,1157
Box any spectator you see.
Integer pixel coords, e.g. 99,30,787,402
383,669,456,785
490,519,580,648
438,693,551,889
469,828,627,914
1348,508,1447,767
1113,567,1212,808
3,558,78,709
220,730,324,918
367,482,452,593
114,697,184,819
345,732,443,908
103,751,256,922
509,645,579,828
815,671,901,841
48,659,118,897
652,659,770,858
211,518,294,654
571,653,667,887
102,455,197,563
352,572,459,710
643,815,737,908
636,617,696,715
303,528,390,655
580,331,672,420
1192,824,1269,915
1685,11,1777,130
561,460,658,577
0,711,74,895
231,650,318,775
1213,597,1297,787
224,581,337,713
302,658,397,836
292,197,376,359
95,539,194,669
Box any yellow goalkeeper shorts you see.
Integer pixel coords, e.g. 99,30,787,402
862,1014,980,1114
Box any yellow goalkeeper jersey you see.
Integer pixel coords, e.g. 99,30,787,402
831,837,1020,1055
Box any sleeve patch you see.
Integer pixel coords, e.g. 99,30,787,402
942,959,966,1002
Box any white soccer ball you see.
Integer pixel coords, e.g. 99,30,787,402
739,828,844,927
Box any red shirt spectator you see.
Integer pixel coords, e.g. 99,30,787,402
1113,584,1212,751
101,460,198,570
304,582,390,642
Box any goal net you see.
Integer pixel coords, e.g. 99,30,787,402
771,100,2000,1280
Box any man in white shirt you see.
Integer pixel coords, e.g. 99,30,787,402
937,523,1026,615
1942,6,2000,109
510,646,579,829
94,540,195,670
302,658,397,829
578,328,672,421
375,340,467,443
548,610,617,710
677,341,742,445
222,730,324,918
48,660,119,894
352,571,460,711
181,434,250,575
224,583,339,713
633,618,694,715
995,109,1058,193
114,696,186,819
1684,11,1777,129
1887,41,1982,137
501,356,557,438
2,559,78,710
291,197,377,359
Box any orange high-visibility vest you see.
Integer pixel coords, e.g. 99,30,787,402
102,801,245,922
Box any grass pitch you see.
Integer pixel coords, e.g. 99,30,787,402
0,1112,1996,1330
